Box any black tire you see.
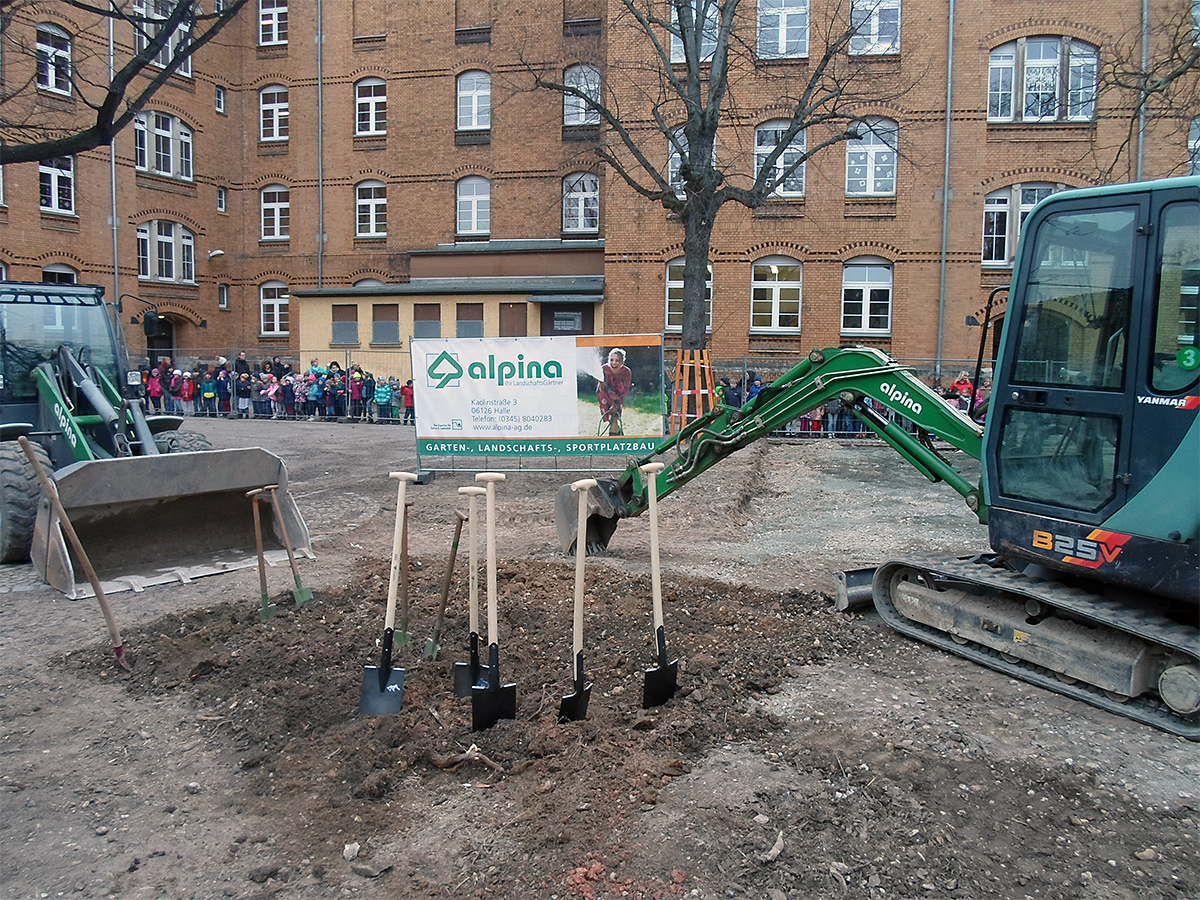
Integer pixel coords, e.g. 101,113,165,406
153,430,214,454
0,440,50,563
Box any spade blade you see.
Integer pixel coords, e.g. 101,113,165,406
359,665,405,716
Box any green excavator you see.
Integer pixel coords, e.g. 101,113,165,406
557,177,1199,739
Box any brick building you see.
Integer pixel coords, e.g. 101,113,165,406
1,0,1196,378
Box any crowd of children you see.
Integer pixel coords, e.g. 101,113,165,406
141,356,417,423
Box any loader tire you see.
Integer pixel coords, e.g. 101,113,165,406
154,430,214,454
0,441,50,563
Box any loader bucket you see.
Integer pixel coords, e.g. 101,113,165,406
30,448,311,599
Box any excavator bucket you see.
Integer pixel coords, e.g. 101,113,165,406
553,479,626,554
30,448,311,599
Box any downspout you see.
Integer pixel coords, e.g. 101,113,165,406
316,0,325,287
108,17,121,300
1136,0,1148,180
935,0,956,385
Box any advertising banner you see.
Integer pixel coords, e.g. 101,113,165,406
413,334,664,457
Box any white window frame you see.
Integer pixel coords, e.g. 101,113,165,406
356,180,387,236
260,281,289,336
845,118,897,196
456,176,491,235
259,85,289,141
1190,117,1200,176
134,112,193,180
260,185,290,240
841,257,892,335
670,1,719,63
563,64,601,126
981,182,1060,268
136,220,195,284
755,121,805,198
757,0,808,59
216,186,227,212
988,37,1098,123
665,257,713,333
215,85,226,113
39,156,74,214
259,0,288,46
850,0,900,55
751,256,803,333
36,24,71,94
42,263,77,284
456,71,491,131
562,172,600,233
355,78,387,135
218,284,230,310
132,0,192,77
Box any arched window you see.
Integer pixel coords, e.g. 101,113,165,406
562,172,599,233
845,118,897,196
456,177,490,235
260,185,290,239
751,256,802,332
456,71,491,131
563,64,600,126
36,24,71,94
134,112,193,181
356,180,387,236
260,281,289,335
665,257,712,333
988,37,1098,123
355,78,387,135
841,257,892,335
755,121,805,198
133,0,192,76
136,220,196,283
260,85,289,141
42,263,77,284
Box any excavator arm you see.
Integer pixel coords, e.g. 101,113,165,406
557,346,987,553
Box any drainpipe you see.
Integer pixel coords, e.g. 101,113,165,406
108,17,121,300
935,0,956,385
316,0,325,287
1136,0,1148,181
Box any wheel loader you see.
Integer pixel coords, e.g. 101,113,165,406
557,177,1199,738
0,281,309,597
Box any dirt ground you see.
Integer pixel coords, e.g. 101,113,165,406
1,418,1196,900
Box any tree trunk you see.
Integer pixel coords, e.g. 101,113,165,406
679,209,714,352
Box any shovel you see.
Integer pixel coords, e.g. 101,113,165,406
471,472,516,731
396,498,414,646
267,485,312,606
425,510,467,660
19,437,131,670
453,486,487,697
640,462,678,708
247,486,277,622
359,471,418,716
559,477,597,723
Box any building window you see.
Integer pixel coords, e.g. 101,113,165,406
356,180,387,236
562,172,600,233
845,118,897,196
134,112,193,180
132,0,192,76
413,303,441,339
988,37,1098,123
563,64,600,125
757,0,808,59
332,304,358,344
665,257,712,332
260,281,289,335
355,78,387,135
1189,117,1200,176
841,258,892,335
39,157,74,214
36,24,71,94
457,303,484,338
371,304,399,343
218,283,230,310
751,256,802,332
457,71,491,131
755,121,805,198
260,86,289,141
456,176,490,235
670,2,718,63
259,0,288,45
42,264,77,284
260,185,290,239
215,85,226,113
217,186,227,212
982,182,1060,267
136,220,195,283
850,0,900,55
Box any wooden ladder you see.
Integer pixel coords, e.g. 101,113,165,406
670,349,717,434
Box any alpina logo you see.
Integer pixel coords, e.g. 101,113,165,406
426,351,563,389
878,381,923,415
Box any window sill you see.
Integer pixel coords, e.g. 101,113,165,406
369,342,404,349
848,49,901,59
986,121,1094,141
563,17,601,37
562,229,601,239
753,201,805,219
844,197,896,217
258,334,290,340
353,135,387,149
840,331,892,339
258,141,290,156
329,342,361,348
40,212,80,230
455,130,491,146
455,26,491,44
755,55,809,67
257,44,288,57
750,329,802,336
455,233,490,242
259,240,291,252
354,236,387,246
135,173,198,196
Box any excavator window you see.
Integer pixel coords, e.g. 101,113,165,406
1150,200,1200,394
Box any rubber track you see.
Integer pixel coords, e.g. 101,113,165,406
873,555,1200,741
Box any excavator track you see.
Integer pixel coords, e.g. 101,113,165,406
872,555,1200,740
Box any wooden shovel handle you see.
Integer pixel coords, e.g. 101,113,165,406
639,463,665,631
459,486,486,633
571,478,597,661
385,472,418,631
475,473,505,645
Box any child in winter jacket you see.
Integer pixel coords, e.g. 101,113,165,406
179,372,196,416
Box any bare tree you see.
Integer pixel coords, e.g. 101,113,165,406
0,0,248,165
526,0,910,351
